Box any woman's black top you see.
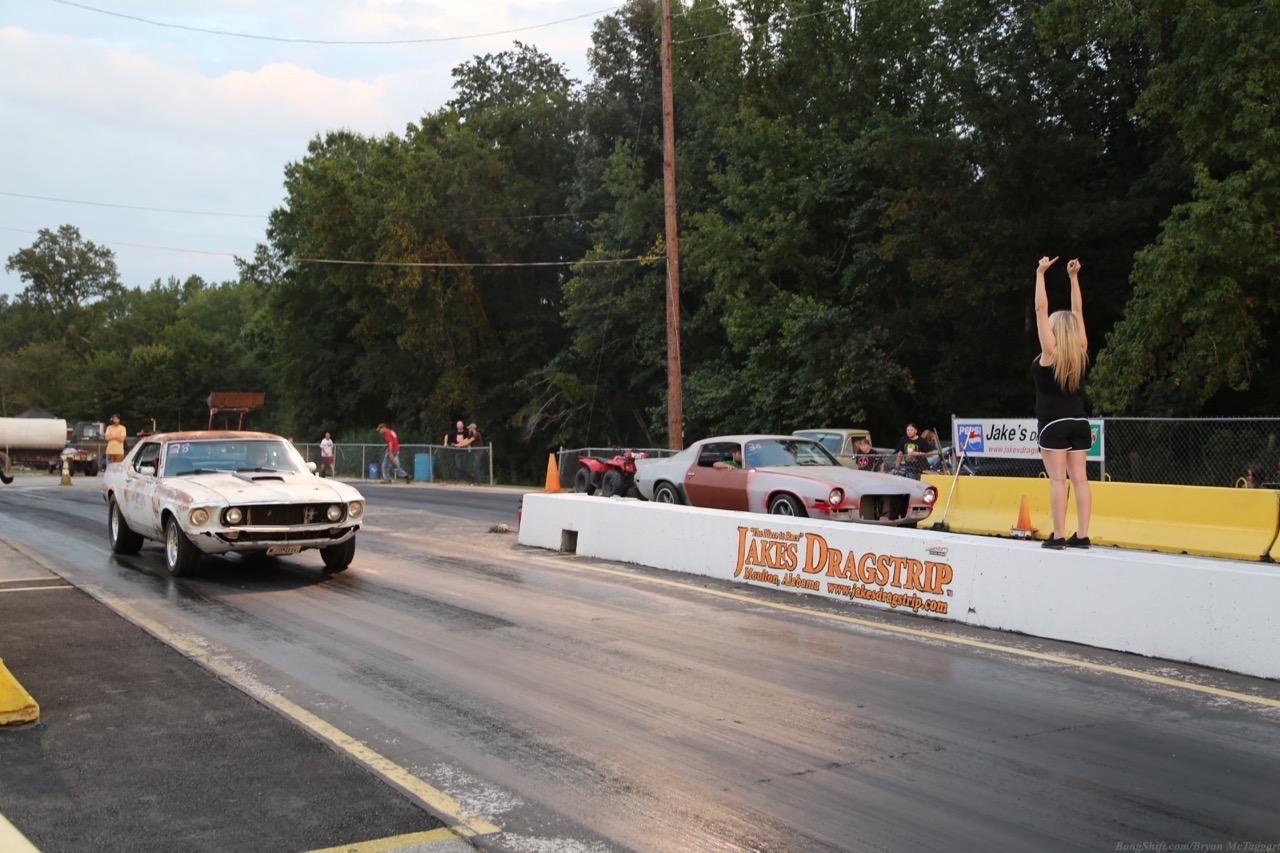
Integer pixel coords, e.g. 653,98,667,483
1033,358,1087,424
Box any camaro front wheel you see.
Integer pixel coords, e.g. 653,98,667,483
164,515,201,577
768,494,806,517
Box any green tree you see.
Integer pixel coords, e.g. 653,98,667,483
1085,0,1280,414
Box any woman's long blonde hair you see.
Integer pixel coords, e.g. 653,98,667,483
1046,310,1088,392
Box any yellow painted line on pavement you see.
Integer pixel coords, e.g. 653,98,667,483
0,584,75,593
0,538,501,843
306,827,463,851
549,555,1280,711
0,813,39,852
0,576,65,584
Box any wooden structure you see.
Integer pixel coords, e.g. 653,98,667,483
207,392,265,429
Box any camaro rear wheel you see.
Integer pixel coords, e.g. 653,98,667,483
768,494,806,517
653,482,682,504
600,470,624,498
108,497,143,555
321,537,356,573
164,515,201,577
573,467,595,495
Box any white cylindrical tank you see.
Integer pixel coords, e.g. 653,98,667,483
0,417,69,449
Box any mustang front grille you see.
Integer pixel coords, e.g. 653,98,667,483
222,503,344,527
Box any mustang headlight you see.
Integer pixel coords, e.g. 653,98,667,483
347,501,364,520
224,507,244,525
828,488,844,506
189,508,210,527
326,504,344,522
923,487,938,505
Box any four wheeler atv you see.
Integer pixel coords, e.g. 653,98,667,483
574,450,647,498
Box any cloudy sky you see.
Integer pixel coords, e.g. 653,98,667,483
0,0,614,298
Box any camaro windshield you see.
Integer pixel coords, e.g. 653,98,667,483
744,439,840,468
161,439,308,477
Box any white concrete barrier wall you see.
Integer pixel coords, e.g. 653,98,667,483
519,493,1280,681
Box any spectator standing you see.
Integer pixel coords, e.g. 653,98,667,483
854,436,881,472
894,423,935,478
376,423,411,484
104,414,127,467
1033,256,1092,550
464,423,484,484
444,419,469,482
318,431,335,478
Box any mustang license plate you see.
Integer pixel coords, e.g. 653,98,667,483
266,545,302,556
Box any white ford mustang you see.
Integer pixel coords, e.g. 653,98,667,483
103,431,365,576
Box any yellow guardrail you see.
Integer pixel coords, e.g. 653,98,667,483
923,474,1280,562
0,657,39,726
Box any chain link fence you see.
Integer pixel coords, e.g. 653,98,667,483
1099,418,1280,488
952,418,1280,487
294,421,1280,490
294,443,492,485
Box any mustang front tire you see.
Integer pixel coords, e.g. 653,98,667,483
108,497,144,555
164,515,201,577
321,537,356,573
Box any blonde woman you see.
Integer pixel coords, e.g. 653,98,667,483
1034,256,1091,549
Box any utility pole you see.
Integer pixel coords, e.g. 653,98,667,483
659,0,683,450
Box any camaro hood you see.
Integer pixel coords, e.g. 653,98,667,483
163,472,363,505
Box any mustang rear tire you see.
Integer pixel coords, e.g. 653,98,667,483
600,470,624,498
108,497,144,555
321,537,356,573
768,494,806,517
164,515,201,577
653,482,682,504
573,467,595,495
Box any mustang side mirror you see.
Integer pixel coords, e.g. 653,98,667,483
307,462,318,474
139,465,156,477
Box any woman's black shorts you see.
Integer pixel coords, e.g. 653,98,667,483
1038,418,1091,452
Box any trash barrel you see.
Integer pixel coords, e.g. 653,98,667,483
368,463,380,480
414,453,433,483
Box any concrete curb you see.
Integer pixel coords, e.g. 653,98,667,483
0,657,39,726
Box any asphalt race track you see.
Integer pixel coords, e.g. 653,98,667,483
1,476,1278,851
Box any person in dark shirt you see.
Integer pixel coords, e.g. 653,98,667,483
894,423,934,478
1034,256,1091,549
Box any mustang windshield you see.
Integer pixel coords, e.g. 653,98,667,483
744,439,840,468
162,439,309,477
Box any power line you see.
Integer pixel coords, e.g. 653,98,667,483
1,190,603,223
288,256,650,268
51,0,623,45
0,191,266,219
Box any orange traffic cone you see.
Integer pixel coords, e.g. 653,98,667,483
1010,495,1036,539
544,453,561,493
